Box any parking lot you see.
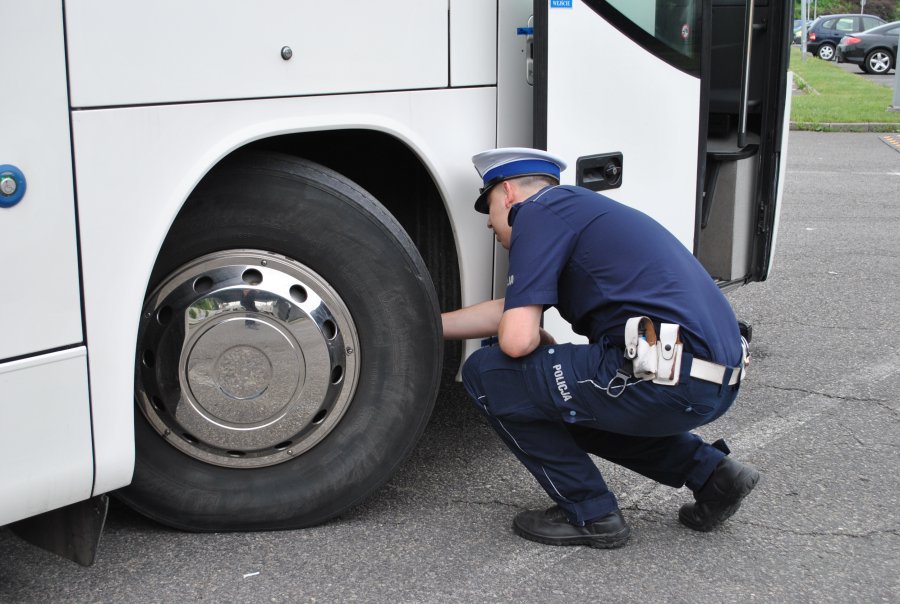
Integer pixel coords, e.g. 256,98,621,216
1,131,898,603
796,46,897,83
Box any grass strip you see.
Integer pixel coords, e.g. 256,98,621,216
790,47,900,131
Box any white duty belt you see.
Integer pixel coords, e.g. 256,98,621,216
624,316,748,387
689,357,743,386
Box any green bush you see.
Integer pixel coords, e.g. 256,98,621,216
795,0,900,21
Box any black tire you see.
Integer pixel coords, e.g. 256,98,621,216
118,151,442,531
864,49,893,75
817,43,835,61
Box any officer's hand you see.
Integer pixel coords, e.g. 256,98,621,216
538,328,557,346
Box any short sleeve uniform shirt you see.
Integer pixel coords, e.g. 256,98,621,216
503,185,741,367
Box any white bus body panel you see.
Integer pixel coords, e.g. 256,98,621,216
0,348,93,526
65,1,450,108
540,3,701,344
72,89,497,494
450,0,498,87
545,4,700,245
0,0,83,360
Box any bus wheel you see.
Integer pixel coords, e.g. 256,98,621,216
118,151,442,531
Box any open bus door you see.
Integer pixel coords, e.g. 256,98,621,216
533,0,792,308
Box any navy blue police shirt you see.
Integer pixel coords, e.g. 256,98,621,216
503,185,741,367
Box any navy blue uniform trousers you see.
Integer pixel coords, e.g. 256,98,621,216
462,340,740,525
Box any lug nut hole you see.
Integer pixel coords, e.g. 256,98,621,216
330,366,343,384
274,441,293,451
194,276,213,294
156,306,172,325
142,350,156,368
322,319,337,340
150,395,164,411
242,269,263,285
290,285,308,304
226,450,246,458
312,409,328,424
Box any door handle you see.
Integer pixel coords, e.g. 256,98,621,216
576,153,623,191
517,17,535,86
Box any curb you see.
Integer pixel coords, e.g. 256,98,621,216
789,121,900,132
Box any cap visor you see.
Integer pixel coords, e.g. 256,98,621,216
474,189,491,214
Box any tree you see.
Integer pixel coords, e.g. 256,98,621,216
796,0,900,20
861,0,900,20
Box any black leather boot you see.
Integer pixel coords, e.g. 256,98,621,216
513,505,631,548
679,457,760,532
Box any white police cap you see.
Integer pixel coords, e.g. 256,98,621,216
472,147,567,213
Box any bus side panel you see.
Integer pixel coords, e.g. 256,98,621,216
72,89,496,496
0,0,83,360
65,0,450,108
0,349,93,526
543,6,700,248
450,0,498,87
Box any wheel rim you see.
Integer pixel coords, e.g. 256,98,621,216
869,52,890,73
819,45,834,60
136,250,360,468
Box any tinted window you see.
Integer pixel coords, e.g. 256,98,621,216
834,17,856,32
862,17,883,30
822,18,837,29
604,0,700,63
581,0,701,74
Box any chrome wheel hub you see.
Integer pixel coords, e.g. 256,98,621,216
136,250,359,468
869,52,890,73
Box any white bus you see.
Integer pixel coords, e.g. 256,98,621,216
1,0,792,564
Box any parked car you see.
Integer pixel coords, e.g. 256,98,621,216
793,19,805,44
806,13,886,60
837,21,900,74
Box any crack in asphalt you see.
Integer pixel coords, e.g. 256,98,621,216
763,383,894,407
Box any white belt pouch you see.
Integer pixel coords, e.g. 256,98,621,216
624,316,684,386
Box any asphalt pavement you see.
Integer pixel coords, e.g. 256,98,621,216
1,132,898,603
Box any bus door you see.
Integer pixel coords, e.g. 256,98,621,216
534,0,791,291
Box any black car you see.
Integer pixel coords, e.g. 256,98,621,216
806,13,886,60
837,21,900,74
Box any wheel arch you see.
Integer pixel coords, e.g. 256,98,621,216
78,92,494,497
867,46,895,59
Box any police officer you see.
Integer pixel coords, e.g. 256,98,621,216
441,148,760,549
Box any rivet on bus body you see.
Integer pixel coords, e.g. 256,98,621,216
0,176,17,196
281,46,293,60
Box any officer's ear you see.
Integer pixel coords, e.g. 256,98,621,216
501,180,517,209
